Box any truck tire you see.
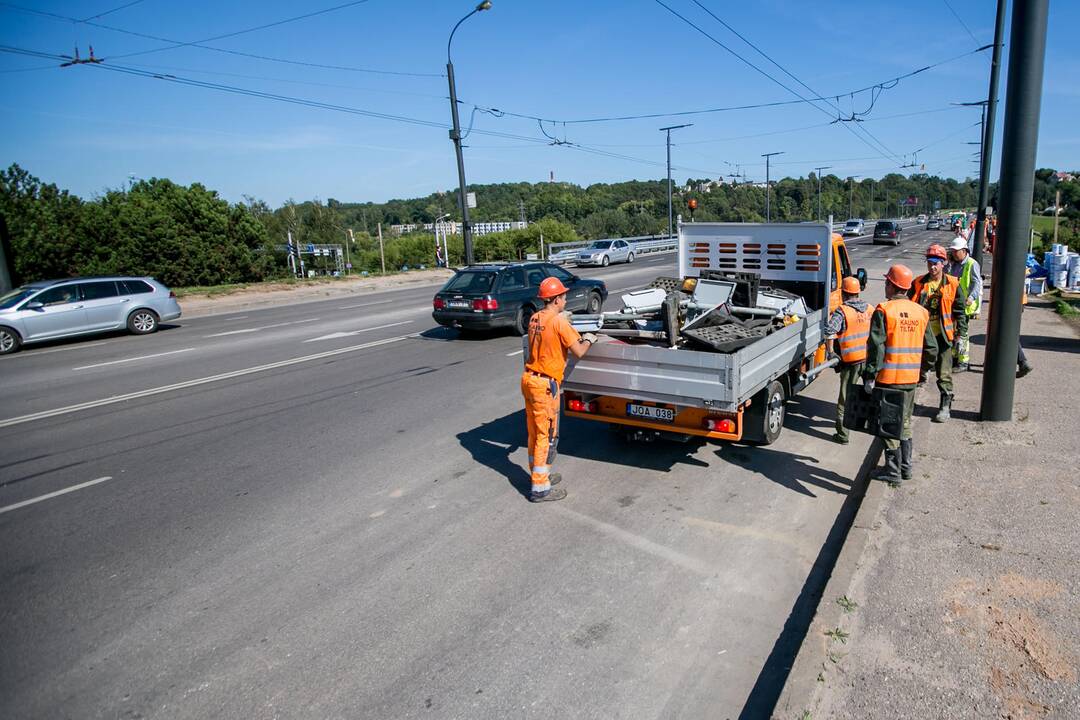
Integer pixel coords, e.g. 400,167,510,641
744,379,786,445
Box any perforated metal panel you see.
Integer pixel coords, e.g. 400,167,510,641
678,223,832,285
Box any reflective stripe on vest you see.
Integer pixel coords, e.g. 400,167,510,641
838,304,872,363
876,298,929,386
958,257,980,315
912,274,959,342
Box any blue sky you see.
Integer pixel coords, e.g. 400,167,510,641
1,0,1077,206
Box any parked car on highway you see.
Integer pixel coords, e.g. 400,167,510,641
0,277,181,355
842,219,865,236
432,262,607,335
575,239,634,267
873,220,903,245
927,218,941,230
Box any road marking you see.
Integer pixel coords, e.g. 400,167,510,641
0,476,112,515
1,337,119,359
338,299,394,310
222,315,249,322
506,349,524,357
0,334,413,429
204,317,319,338
303,320,413,343
73,347,196,371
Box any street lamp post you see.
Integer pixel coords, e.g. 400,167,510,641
847,176,860,219
813,166,831,222
762,151,784,222
660,123,692,238
446,1,491,266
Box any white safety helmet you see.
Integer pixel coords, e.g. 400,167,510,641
949,237,968,252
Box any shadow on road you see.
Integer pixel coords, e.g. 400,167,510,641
736,440,882,720
455,410,532,498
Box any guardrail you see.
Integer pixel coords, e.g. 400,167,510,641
546,235,677,265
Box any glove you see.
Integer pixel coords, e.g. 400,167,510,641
580,332,599,345
863,378,875,395
953,337,963,353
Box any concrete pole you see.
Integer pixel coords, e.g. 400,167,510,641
0,220,12,293
660,123,692,237
447,61,474,266
761,152,783,222
1052,189,1061,247
980,0,1049,422
377,222,386,275
973,0,1007,271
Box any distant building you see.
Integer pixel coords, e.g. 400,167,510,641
1054,171,1075,182
472,221,527,236
683,178,725,193
392,220,526,236
389,223,418,235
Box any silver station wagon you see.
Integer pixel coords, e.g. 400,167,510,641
0,277,182,354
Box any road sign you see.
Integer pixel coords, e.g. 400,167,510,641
903,196,918,206
346,263,353,269
466,192,477,209
307,244,315,253
933,200,941,210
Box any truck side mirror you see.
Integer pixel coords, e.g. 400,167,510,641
856,268,868,290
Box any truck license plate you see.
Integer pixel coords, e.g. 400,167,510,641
626,403,674,423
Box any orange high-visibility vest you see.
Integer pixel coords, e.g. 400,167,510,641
911,273,959,341
837,304,872,364
876,298,929,386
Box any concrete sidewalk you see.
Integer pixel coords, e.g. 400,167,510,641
776,299,1080,719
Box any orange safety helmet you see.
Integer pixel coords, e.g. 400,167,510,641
925,244,948,260
884,264,914,291
841,276,861,294
538,276,568,299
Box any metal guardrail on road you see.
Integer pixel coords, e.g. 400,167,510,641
546,235,677,265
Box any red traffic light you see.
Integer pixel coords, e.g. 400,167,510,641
687,198,698,210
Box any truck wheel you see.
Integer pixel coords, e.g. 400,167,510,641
745,380,786,445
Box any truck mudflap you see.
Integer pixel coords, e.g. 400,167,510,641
564,391,744,441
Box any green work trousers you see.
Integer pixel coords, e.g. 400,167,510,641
929,330,953,395
835,362,864,441
882,386,916,451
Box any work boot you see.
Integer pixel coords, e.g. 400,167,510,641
549,472,562,486
831,432,849,445
871,449,902,484
955,362,969,373
1017,362,1033,379
900,439,913,480
529,487,567,503
933,393,952,423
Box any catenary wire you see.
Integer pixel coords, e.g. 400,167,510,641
81,0,146,22
941,0,982,48
0,2,443,78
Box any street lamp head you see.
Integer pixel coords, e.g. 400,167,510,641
476,1,492,10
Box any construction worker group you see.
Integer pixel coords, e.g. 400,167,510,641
827,240,998,484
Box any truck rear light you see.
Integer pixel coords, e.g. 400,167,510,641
433,297,446,310
703,417,736,433
567,399,597,413
472,297,499,311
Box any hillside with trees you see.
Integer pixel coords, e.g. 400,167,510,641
2,162,1076,288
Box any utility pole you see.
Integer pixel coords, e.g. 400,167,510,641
377,222,386,275
973,0,1007,271
813,166,831,222
446,2,491,266
870,179,876,219
762,151,783,222
847,176,860,219
0,215,12,293
518,198,526,225
660,123,693,237
346,228,354,274
980,0,1049,422
1053,189,1061,246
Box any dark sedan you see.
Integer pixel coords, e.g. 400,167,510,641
432,262,607,335
873,220,902,246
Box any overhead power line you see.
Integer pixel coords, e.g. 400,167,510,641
941,0,982,48
109,0,376,60
0,1,443,78
81,0,146,22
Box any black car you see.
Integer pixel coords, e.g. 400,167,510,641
873,220,902,246
432,262,607,335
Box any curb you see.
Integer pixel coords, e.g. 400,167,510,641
771,441,887,719
773,403,934,719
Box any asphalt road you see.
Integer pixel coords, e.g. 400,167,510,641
0,223,950,719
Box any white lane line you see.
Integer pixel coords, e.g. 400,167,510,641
0,334,413,429
0,476,112,515
506,349,524,357
304,320,413,343
222,315,249,322
2,338,118,359
338,299,394,310
204,317,319,338
73,348,196,371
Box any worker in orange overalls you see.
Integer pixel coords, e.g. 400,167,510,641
825,275,871,445
522,277,596,502
863,265,938,483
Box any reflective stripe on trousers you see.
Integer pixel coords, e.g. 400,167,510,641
521,372,560,495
